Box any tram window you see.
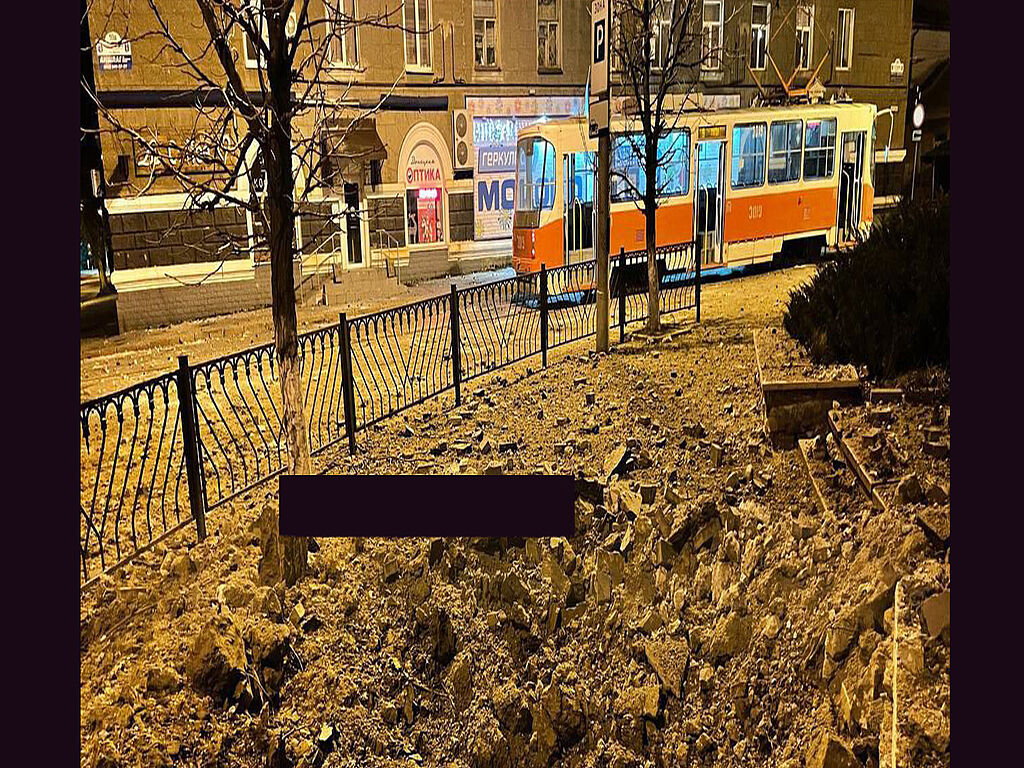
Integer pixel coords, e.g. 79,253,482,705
611,135,643,202
611,131,691,201
657,130,690,196
804,118,837,179
515,136,556,211
731,123,766,189
768,120,802,184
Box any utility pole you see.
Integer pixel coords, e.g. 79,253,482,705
590,0,611,352
596,130,610,352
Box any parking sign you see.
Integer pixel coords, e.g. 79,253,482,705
591,0,609,98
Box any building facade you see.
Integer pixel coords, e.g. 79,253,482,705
85,0,913,328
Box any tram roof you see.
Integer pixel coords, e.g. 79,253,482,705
521,100,875,136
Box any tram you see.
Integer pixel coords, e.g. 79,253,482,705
511,101,876,276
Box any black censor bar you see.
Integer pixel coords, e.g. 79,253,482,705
279,474,576,538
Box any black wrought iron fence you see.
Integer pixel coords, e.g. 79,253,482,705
79,244,699,585
80,371,191,584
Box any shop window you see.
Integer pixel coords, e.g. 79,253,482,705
731,123,767,189
403,0,432,72
406,188,444,245
750,2,770,71
768,120,802,184
537,0,560,71
804,118,837,179
474,0,497,68
836,8,854,70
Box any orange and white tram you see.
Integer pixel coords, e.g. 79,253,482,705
511,101,877,275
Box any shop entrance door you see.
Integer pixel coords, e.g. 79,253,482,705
343,182,363,267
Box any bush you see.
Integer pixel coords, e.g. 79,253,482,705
783,196,949,378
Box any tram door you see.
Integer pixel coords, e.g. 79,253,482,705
838,131,865,242
696,140,726,266
563,152,595,264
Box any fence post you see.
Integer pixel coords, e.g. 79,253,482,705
695,242,702,323
176,355,207,541
540,264,549,367
338,313,358,455
449,284,462,406
618,247,626,343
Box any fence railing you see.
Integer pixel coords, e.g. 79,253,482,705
79,244,699,586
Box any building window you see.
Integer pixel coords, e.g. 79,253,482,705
474,0,497,68
795,4,814,70
241,0,267,69
403,0,432,72
768,120,802,184
537,0,560,71
836,8,854,70
750,2,770,71
804,118,836,179
328,0,359,67
701,1,723,71
731,123,767,189
651,8,673,70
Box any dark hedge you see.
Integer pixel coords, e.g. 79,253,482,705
783,197,949,378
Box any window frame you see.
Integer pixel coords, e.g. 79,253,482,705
750,2,770,72
730,122,768,190
767,119,803,185
328,0,360,69
795,4,814,71
473,0,498,70
241,0,268,70
537,0,562,72
836,7,854,71
402,0,433,74
701,0,723,71
657,129,691,198
651,12,673,71
803,117,837,180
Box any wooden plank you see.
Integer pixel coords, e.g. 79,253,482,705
827,410,886,510
762,379,861,393
797,438,833,516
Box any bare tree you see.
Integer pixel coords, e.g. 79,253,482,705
83,0,409,584
610,0,712,333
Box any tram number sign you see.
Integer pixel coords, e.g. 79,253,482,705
698,125,726,141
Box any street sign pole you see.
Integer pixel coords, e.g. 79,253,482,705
910,100,925,202
591,0,611,353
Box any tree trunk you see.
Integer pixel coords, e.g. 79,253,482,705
265,43,309,586
644,146,661,333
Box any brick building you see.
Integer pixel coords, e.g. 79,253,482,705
85,0,913,329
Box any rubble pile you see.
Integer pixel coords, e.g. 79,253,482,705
80,270,949,768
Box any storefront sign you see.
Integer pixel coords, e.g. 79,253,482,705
405,142,445,245
468,97,584,241
97,32,132,71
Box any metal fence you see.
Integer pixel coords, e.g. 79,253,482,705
79,245,698,585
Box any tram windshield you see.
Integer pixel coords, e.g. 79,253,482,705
515,136,556,213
